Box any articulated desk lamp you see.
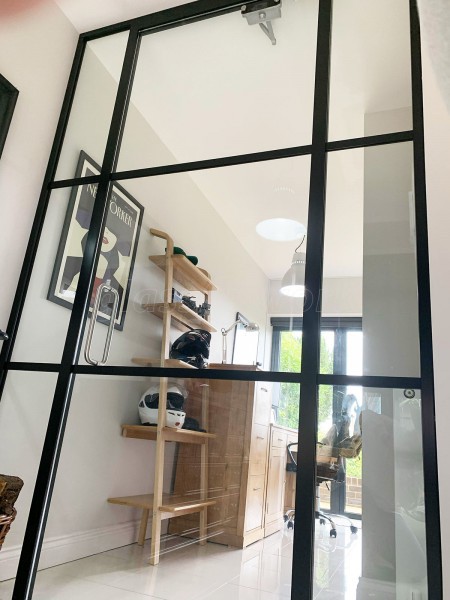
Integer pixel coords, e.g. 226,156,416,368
221,316,259,364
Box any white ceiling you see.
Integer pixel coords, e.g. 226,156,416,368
55,0,413,280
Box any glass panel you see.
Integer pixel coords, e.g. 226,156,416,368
54,32,129,181
314,385,427,599
75,156,310,368
0,371,57,591
29,373,296,599
328,0,412,140
12,185,94,363
321,143,420,377
117,1,318,171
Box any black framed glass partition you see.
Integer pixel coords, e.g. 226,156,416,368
0,1,441,599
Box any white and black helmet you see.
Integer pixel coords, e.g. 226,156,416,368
138,380,187,427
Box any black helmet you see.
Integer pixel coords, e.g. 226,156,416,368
170,329,211,369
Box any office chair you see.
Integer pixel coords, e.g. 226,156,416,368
284,441,359,537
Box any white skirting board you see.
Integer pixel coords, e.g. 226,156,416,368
0,519,145,582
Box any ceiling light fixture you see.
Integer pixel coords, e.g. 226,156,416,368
280,235,307,297
241,0,282,46
256,218,306,242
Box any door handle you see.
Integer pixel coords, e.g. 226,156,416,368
84,280,119,366
0,330,8,341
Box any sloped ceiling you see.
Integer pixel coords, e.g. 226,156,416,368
55,0,412,279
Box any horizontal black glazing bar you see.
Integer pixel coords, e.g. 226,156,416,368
6,363,61,373
48,129,415,191
50,145,313,189
326,130,413,152
4,361,424,391
73,364,304,383
80,0,263,42
49,174,102,190
49,135,415,193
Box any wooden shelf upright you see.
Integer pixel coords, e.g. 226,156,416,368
108,228,216,565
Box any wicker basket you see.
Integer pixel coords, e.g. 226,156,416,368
0,475,24,516
0,509,16,551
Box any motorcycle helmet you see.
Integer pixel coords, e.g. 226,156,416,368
169,329,211,369
138,380,187,428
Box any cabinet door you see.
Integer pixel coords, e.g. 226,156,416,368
253,382,272,425
249,424,269,476
271,428,288,448
265,446,286,525
245,474,266,532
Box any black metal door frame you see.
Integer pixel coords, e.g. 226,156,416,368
0,1,441,599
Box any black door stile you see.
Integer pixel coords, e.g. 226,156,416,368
291,1,332,598
409,1,443,597
11,26,141,600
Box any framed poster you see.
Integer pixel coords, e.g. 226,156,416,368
47,150,144,330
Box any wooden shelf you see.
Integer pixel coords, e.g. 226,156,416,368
122,424,216,445
131,358,197,369
108,493,216,520
141,302,216,333
149,254,217,294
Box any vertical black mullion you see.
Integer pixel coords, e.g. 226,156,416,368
0,37,86,401
12,26,141,600
291,1,332,599
409,2,442,598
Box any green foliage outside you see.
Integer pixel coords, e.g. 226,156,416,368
345,455,362,478
276,330,362,480
277,331,334,432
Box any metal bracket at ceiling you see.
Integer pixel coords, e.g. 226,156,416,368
241,0,282,45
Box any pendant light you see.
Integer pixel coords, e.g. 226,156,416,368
280,236,306,298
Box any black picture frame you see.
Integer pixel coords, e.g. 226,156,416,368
47,150,144,330
0,73,19,161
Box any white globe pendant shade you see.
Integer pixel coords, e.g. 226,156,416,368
280,251,306,297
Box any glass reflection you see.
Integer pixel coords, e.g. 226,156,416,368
322,143,420,378
314,386,427,599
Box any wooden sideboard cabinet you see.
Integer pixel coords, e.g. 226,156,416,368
170,364,288,548
265,425,288,537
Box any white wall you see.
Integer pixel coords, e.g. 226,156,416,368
0,1,77,326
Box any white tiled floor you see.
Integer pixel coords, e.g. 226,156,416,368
0,521,361,599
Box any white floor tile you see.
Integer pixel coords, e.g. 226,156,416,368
196,582,289,600
1,571,163,600
1,523,364,600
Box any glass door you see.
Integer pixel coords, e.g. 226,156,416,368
0,1,440,600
